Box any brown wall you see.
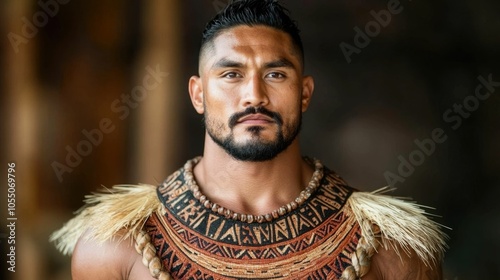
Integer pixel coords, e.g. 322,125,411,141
1,0,499,279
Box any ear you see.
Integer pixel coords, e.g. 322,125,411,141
189,76,204,114
300,76,314,112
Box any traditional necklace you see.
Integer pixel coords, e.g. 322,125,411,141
183,157,324,224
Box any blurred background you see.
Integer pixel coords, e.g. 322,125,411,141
1,0,499,279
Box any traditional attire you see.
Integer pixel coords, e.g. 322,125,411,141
51,157,447,280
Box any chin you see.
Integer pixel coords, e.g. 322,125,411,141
240,133,277,144
245,125,277,137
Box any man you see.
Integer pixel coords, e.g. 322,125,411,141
51,1,447,279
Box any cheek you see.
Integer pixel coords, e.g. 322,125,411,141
204,96,233,124
278,106,301,131
280,87,303,112
283,99,303,124
205,83,243,119
206,81,240,106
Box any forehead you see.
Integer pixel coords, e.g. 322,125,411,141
204,25,300,70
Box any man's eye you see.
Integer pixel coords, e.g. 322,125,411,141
222,72,241,79
266,72,286,79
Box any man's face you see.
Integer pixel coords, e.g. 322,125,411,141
190,25,313,161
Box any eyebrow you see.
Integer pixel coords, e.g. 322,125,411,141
263,58,295,69
212,58,244,69
211,57,296,70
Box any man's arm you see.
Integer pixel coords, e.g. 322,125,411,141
364,242,443,280
71,230,153,280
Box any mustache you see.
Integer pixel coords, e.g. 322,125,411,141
228,107,283,129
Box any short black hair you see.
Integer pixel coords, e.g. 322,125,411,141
200,0,304,65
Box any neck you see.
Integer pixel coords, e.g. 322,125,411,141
193,136,314,216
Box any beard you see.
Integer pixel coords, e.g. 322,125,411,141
205,106,301,162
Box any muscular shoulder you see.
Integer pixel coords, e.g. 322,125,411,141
345,190,447,279
364,242,443,280
71,230,154,280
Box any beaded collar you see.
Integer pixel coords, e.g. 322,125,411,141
183,157,324,224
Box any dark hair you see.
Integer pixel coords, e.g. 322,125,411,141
201,0,304,63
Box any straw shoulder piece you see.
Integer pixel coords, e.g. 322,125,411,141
346,188,448,266
50,184,163,255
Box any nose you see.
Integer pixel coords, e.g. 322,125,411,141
241,74,269,107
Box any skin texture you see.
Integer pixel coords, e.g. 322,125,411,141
71,25,443,279
72,231,155,280
362,242,443,280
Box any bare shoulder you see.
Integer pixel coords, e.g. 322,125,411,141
71,230,155,280
362,242,443,280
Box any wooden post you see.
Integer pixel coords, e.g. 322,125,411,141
133,0,182,183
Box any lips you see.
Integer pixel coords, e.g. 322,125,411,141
237,114,274,124
228,107,283,128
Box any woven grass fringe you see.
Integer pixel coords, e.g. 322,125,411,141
346,187,448,266
50,184,163,255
